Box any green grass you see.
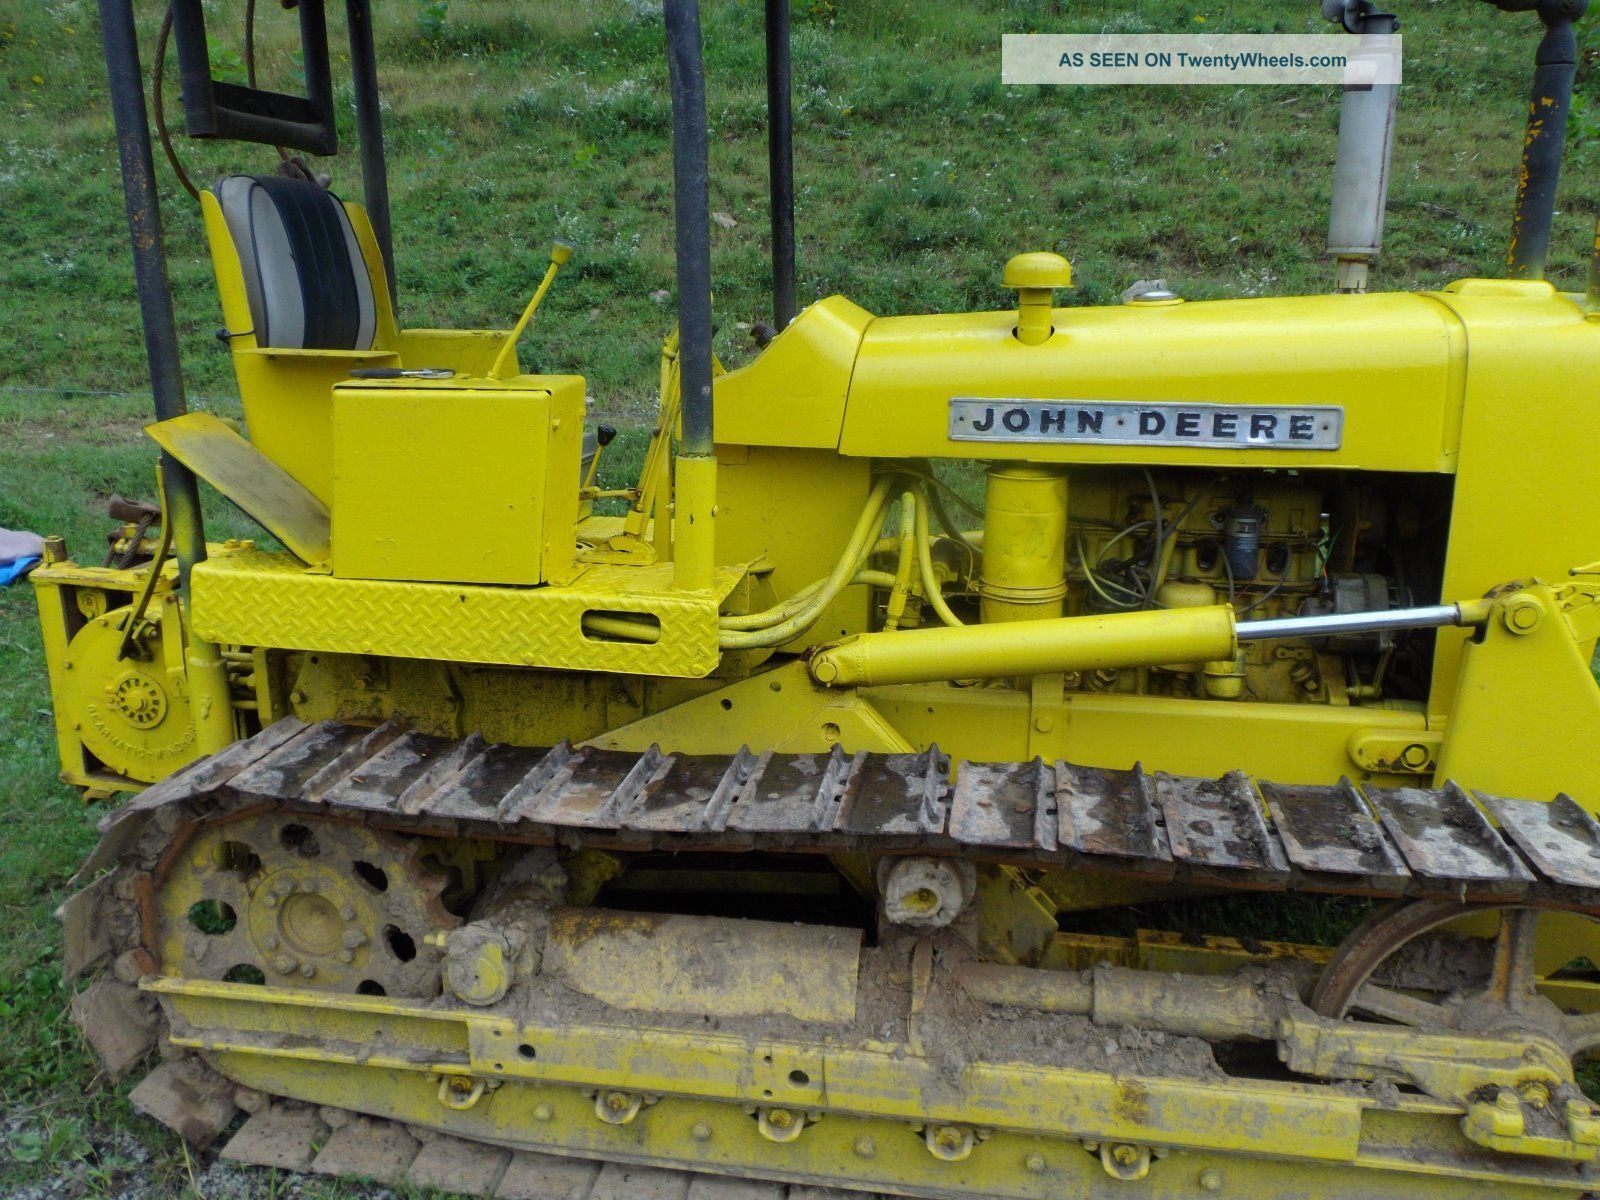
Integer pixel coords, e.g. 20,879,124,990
1,0,1597,1193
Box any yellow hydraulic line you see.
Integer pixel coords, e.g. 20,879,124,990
883,491,918,631
580,613,662,644
488,242,573,380
854,569,899,589
586,566,898,648
808,604,1238,688
718,477,891,630
719,576,829,632
721,505,915,634
720,478,895,650
915,486,966,627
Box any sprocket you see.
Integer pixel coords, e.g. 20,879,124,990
157,814,460,998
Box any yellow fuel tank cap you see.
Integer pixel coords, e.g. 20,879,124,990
1126,288,1185,307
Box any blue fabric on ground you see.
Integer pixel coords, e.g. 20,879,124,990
0,556,41,585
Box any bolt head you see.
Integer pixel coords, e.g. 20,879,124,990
1025,1152,1046,1174
1199,1167,1223,1192
1503,596,1543,634
533,1104,553,1121
271,955,296,974
854,1136,876,1159
691,1122,712,1142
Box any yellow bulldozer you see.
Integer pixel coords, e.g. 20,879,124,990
31,0,1600,1196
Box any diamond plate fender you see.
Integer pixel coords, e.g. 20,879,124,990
189,546,745,678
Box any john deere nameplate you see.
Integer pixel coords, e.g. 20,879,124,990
949,399,1343,450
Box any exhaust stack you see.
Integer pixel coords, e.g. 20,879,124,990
1324,1,1401,293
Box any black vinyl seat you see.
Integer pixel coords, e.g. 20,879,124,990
215,174,378,351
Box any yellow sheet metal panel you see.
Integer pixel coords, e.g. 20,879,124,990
712,446,873,647
1426,281,1600,722
146,412,332,565
190,546,740,678
330,376,583,586
861,684,1425,786
838,291,1461,470
1438,585,1600,809
392,329,507,375
713,296,873,447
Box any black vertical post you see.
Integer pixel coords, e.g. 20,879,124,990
346,0,396,305
98,0,209,589
664,0,715,458
1505,1,1587,279
764,0,796,328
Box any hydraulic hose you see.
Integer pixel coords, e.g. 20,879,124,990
719,478,894,632
916,486,966,628
883,490,919,631
719,477,895,650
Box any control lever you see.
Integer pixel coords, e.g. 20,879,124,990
488,241,575,380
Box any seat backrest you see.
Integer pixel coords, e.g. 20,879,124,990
215,175,378,351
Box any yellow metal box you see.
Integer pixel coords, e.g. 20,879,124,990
331,375,584,586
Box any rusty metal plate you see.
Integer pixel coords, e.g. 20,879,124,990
422,742,546,821
1056,763,1170,865
513,748,668,830
949,759,1053,849
1480,793,1600,889
1156,771,1289,877
125,716,309,815
834,748,947,836
318,730,460,812
1258,777,1409,884
1367,782,1534,884
227,720,369,800
726,749,858,833
623,751,753,833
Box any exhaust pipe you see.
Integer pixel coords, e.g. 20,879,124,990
1492,0,1589,280
1324,2,1401,293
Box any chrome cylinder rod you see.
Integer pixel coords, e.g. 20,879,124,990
1237,603,1477,643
